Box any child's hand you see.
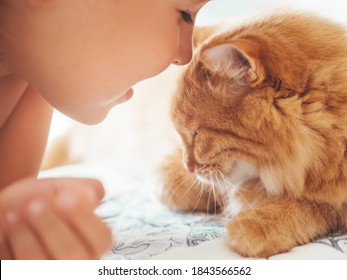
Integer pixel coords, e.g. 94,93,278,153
0,177,112,259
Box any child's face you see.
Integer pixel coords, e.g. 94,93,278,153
3,0,208,124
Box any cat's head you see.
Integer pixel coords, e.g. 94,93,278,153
171,13,347,196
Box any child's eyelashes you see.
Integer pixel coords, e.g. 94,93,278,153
180,10,194,24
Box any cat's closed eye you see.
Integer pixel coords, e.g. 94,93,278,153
192,129,199,137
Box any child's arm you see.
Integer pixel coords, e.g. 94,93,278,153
0,77,112,259
0,78,52,189
0,177,112,259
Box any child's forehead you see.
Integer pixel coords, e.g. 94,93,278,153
186,0,210,10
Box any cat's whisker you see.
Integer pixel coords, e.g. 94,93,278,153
205,185,213,216
166,174,196,206
218,171,236,189
209,181,217,217
233,189,256,216
197,180,207,198
218,170,256,218
221,174,229,214
170,173,193,188
217,171,230,210
207,170,217,215
177,179,199,203
189,180,206,215
215,172,228,215
214,173,225,217
165,175,191,204
213,185,218,217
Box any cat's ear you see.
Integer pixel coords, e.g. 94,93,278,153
200,40,266,86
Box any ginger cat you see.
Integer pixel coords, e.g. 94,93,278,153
160,11,347,258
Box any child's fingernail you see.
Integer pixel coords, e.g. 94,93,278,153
86,179,104,199
28,200,44,216
84,188,99,204
56,193,77,210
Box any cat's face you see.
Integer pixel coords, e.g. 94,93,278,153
170,21,341,195
171,41,273,189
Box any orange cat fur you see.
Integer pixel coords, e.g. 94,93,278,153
160,11,347,258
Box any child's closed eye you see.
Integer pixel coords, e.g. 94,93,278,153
180,10,194,24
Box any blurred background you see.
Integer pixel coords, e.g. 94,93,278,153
196,0,347,25
46,0,347,168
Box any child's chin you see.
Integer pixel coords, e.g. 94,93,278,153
115,88,134,105
68,108,109,126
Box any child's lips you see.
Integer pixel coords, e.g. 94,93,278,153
115,88,134,105
122,87,134,100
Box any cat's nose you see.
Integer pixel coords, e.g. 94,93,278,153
185,159,195,173
188,163,195,173
183,149,196,173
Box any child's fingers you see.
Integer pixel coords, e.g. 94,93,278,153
0,241,12,260
46,177,105,205
0,177,104,210
0,230,13,260
3,211,48,260
23,200,92,260
0,180,110,260
53,193,112,258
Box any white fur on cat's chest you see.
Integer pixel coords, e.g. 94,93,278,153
219,159,259,218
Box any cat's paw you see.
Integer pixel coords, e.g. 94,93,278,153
226,211,296,258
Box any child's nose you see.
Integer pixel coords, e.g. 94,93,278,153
173,46,192,65
173,26,193,65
